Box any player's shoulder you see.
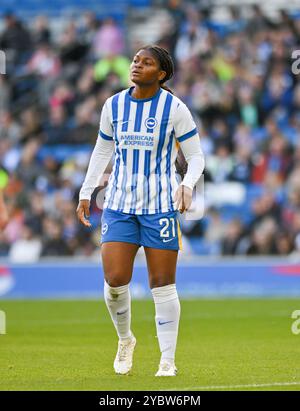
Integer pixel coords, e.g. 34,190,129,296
103,89,128,116
163,91,189,112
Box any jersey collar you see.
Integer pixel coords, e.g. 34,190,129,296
127,86,162,102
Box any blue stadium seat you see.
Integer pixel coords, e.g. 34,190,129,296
189,237,211,255
214,184,266,225
129,0,151,6
2,0,132,19
37,145,92,163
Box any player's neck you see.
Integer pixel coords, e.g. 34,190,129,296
131,84,160,100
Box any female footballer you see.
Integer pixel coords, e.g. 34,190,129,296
77,45,205,377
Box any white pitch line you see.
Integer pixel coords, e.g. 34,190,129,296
167,381,300,391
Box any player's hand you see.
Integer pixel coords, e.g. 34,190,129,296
76,200,92,227
174,185,193,213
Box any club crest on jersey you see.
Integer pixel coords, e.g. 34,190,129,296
145,117,157,130
101,223,108,235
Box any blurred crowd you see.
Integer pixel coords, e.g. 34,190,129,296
1,1,300,261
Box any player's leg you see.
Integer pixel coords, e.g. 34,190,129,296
140,210,182,376
144,247,180,376
101,209,140,339
101,242,139,375
101,241,139,287
144,247,178,288
100,209,141,374
102,241,139,341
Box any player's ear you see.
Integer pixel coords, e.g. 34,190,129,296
158,70,166,83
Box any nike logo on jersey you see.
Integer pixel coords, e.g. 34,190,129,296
158,320,174,326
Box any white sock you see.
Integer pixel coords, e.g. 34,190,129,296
104,281,132,341
151,284,181,363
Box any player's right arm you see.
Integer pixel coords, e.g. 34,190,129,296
77,101,114,227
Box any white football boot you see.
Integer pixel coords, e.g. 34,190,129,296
155,359,178,377
114,334,136,375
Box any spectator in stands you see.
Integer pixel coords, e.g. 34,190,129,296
9,224,42,262
59,21,89,65
1,3,300,258
205,144,234,183
247,192,281,233
205,208,227,253
75,65,98,104
68,100,98,145
32,15,51,45
175,6,209,63
43,106,70,145
20,107,43,144
0,231,9,255
157,0,185,61
0,111,21,146
229,146,253,184
0,189,9,230
27,41,60,78
275,230,294,255
92,18,125,59
41,217,72,256
246,217,278,255
291,233,300,258
94,54,130,88
24,191,46,236
2,196,24,247
0,75,11,112
247,5,273,36
15,139,43,189
0,11,32,65
26,41,61,105
221,219,245,255
79,11,99,45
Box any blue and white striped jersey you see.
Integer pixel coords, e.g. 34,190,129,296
99,86,198,215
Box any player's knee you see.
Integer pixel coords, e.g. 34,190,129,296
105,273,128,288
149,276,174,289
104,278,130,303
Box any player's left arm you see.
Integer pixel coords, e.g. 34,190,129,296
173,103,205,213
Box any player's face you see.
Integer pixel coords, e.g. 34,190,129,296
130,49,166,86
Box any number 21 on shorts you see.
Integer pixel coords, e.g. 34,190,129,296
159,218,176,241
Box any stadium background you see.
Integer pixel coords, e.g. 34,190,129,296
0,0,300,299
1,0,300,392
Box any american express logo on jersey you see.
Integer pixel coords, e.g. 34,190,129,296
120,133,154,148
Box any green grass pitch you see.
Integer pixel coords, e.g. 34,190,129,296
0,299,300,391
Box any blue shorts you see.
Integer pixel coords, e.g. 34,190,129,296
100,208,183,251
